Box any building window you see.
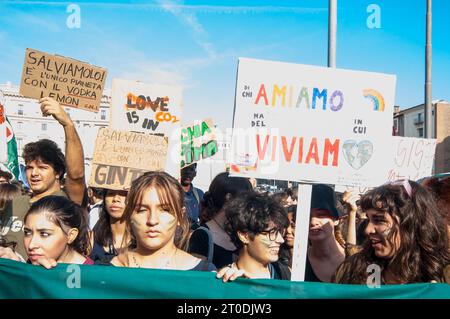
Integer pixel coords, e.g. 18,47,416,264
17,122,23,130
101,110,106,120
418,128,424,137
18,105,23,115
42,123,47,131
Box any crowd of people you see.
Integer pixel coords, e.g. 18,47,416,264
1,97,450,288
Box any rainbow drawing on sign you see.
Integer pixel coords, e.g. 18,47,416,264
363,89,385,111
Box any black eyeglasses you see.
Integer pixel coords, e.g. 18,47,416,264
259,228,286,241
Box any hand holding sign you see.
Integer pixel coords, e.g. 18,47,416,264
40,97,72,127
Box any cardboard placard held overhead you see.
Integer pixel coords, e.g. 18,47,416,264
110,78,183,135
181,118,218,168
19,48,107,112
89,128,168,190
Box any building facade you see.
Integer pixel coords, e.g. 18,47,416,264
394,100,450,173
0,82,111,182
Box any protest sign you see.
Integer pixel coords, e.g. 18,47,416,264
110,78,183,136
89,128,168,190
19,48,107,112
110,78,183,178
335,136,437,194
181,118,218,168
230,58,397,188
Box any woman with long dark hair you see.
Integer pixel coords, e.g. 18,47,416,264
90,189,131,262
334,180,450,284
188,172,252,268
1,195,92,267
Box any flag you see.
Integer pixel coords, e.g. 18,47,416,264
5,117,19,180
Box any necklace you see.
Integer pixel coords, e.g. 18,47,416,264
130,248,178,269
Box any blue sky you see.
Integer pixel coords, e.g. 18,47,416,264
0,0,449,129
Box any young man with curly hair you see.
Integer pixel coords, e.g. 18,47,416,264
0,97,86,259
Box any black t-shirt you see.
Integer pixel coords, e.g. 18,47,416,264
304,255,323,282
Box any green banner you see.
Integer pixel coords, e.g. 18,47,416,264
0,259,449,299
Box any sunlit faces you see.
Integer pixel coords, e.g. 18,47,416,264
130,187,178,251
309,208,337,241
23,212,77,264
104,189,127,220
284,212,296,247
245,222,285,265
364,209,401,259
26,159,60,194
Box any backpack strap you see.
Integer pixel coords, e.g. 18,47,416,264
192,226,214,265
192,187,200,204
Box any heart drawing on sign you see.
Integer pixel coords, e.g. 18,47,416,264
342,140,374,170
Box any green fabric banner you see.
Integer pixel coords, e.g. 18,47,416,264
0,259,449,299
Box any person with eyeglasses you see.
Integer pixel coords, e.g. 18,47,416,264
216,191,290,281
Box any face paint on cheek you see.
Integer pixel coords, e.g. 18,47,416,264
380,225,393,239
260,236,272,247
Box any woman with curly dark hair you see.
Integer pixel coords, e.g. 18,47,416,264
216,191,290,281
333,180,450,284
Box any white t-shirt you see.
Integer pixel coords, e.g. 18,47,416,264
88,201,103,230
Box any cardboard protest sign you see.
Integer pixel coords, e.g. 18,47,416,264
181,118,218,168
110,78,183,136
335,136,437,194
230,58,397,187
89,128,168,190
110,78,183,179
19,48,107,112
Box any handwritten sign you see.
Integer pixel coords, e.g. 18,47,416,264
110,78,183,135
230,58,397,187
89,128,168,190
19,48,107,112
181,118,218,168
335,136,436,193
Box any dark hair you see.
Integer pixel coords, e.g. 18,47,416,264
271,191,289,205
89,187,105,199
201,172,252,222
279,204,297,267
0,183,21,210
25,196,90,256
421,176,450,224
22,139,65,181
93,189,128,249
287,186,298,201
0,170,13,181
123,171,190,250
224,191,289,250
335,180,450,284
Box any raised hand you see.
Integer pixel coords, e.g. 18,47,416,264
39,97,72,127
